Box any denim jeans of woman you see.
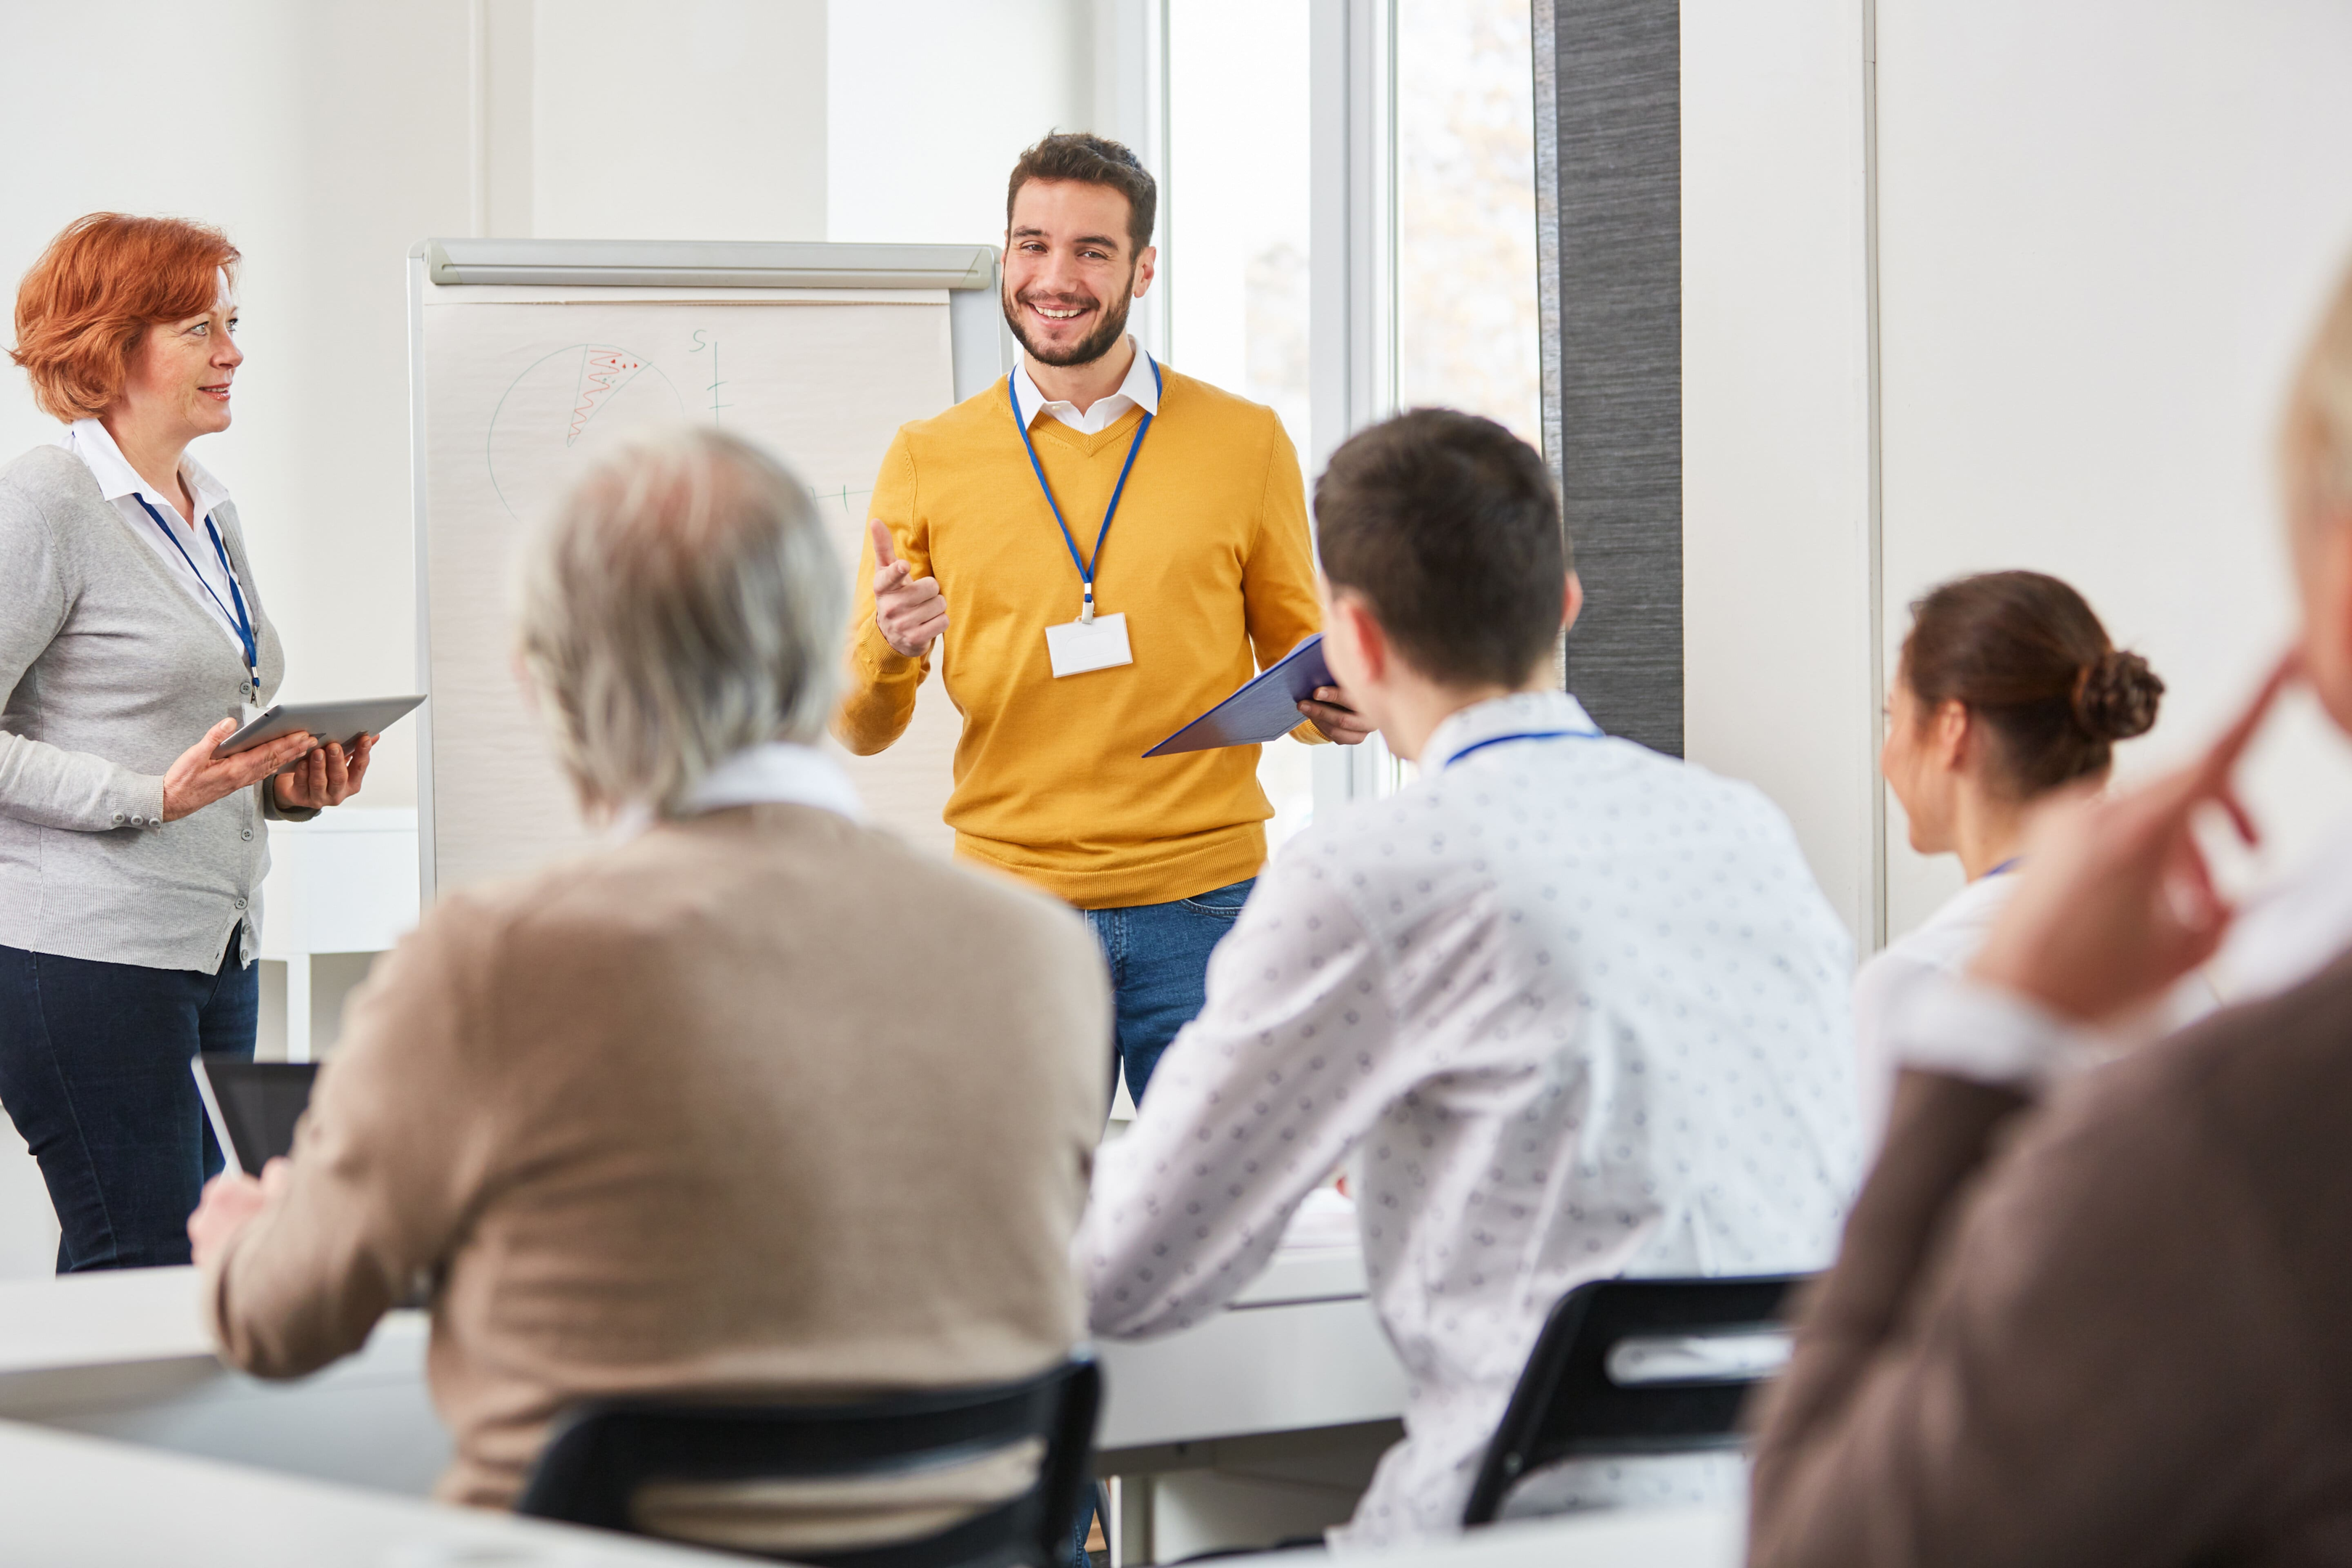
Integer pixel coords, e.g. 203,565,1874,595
0,925,255,1271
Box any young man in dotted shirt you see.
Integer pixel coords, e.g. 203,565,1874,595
1074,409,1863,1548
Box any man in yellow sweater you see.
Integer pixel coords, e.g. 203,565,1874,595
835,132,1367,1108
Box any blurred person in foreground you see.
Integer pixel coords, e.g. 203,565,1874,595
187,428,1107,1554
1751,257,2352,1565
1079,409,1861,1548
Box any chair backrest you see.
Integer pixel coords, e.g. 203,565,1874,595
1461,1275,1807,1527
516,1355,1100,1568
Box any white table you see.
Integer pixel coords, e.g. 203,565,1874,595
1089,1238,1405,1559
1100,1239,1402,1452
0,1416,735,1566
0,1243,1408,1561
0,1405,1739,1568
0,1264,1744,1566
1326,1508,1739,1568
0,1267,450,1495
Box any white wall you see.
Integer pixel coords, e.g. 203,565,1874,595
1874,0,2352,933
0,2,476,817
1683,0,2352,951
826,0,1098,247
534,0,828,242
1681,0,1879,946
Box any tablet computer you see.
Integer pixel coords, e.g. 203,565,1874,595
211,695,425,760
191,1058,318,1177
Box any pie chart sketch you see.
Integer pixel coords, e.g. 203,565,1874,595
486,343,687,520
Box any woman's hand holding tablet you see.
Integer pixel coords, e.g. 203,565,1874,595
209,694,425,759
163,717,317,822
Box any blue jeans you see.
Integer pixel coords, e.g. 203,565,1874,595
1071,878,1253,1566
0,928,256,1272
1084,877,1255,1109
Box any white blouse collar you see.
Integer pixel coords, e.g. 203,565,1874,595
613,740,866,841
62,418,232,521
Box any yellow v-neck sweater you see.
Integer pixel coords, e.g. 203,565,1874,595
833,367,1323,910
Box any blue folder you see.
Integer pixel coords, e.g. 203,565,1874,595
1143,634,1334,757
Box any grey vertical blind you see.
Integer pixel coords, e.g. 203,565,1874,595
1532,0,1682,756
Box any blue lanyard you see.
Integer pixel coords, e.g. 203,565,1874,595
131,493,257,682
1442,728,1602,768
1984,857,2022,878
1008,354,1161,623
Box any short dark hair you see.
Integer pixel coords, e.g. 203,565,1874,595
1900,570,2163,798
1006,133,1157,254
1315,409,1567,688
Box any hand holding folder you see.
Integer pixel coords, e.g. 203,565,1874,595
1145,635,1365,756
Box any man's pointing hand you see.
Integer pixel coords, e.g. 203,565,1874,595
871,518,947,658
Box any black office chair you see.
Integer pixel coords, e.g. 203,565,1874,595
1461,1274,1808,1527
517,1355,1101,1568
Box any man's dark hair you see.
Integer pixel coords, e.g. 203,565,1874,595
1006,133,1157,253
1315,409,1569,689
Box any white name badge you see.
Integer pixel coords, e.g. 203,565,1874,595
1045,613,1135,678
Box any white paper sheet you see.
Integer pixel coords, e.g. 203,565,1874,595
421,296,964,893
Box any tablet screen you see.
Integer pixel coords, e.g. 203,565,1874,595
193,1059,318,1176
212,695,425,760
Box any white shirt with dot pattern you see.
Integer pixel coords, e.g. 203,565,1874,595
1076,690,1863,1546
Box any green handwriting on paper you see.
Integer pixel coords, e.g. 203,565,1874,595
687,330,732,423
809,484,873,515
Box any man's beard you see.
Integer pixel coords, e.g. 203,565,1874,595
1003,272,1136,368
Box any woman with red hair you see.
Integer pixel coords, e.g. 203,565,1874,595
0,214,374,1270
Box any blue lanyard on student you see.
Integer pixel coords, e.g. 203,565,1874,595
1008,353,1161,624
1442,728,1603,768
131,493,258,684
1984,857,2022,878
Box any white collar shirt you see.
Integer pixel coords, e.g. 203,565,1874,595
1874,820,2352,1156
1076,690,1863,1545
1011,336,1159,436
615,742,865,839
682,741,865,820
1852,872,2219,1152
60,419,249,664
1850,873,2020,1148
1899,817,2352,1097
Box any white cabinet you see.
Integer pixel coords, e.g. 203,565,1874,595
256,808,419,1061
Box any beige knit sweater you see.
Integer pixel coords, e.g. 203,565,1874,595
204,802,1108,1544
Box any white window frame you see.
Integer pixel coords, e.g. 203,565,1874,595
1308,0,1408,815
1128,0,1404,825
1094,0,1172,362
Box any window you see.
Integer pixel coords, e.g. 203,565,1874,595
1160,0,1545,830
1395,0,1543,444
1167,0,1318,851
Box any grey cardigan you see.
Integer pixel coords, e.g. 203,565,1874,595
0,444,295,972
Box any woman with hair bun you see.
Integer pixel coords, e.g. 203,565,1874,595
1855,570,2178,1144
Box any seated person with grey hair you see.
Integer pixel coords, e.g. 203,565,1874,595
186,428,1108,1553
